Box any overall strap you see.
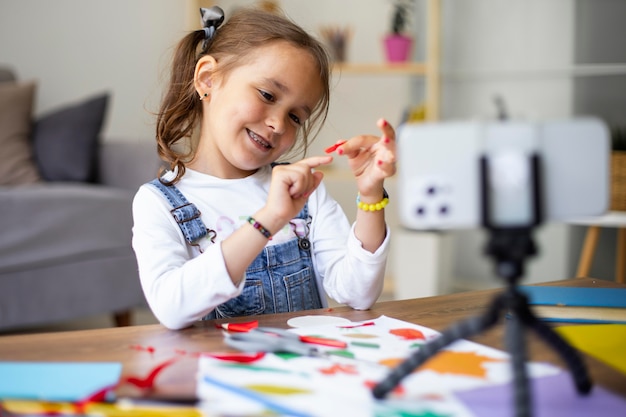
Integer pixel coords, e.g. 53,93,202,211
297,200,310,220
147,179,208,244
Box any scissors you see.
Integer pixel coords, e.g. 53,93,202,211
224,327,344,357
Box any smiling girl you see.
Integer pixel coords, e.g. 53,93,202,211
132,6,397,330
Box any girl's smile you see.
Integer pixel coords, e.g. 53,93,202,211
247,128,273,151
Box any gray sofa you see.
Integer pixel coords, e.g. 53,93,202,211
0,140,162,331
0,66,162,331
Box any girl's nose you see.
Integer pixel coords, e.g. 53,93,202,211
266,112,287,135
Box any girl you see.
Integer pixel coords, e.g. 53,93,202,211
132,6,397,330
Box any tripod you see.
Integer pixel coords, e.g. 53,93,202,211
373,155,593,417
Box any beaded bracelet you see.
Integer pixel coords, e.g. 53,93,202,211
246,216,272,239
356,189,389,212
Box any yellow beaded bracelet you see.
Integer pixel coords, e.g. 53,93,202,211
356,189,389,212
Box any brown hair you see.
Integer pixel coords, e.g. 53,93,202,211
156,7,331,183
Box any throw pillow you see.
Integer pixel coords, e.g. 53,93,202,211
0,81,42,185
32,93,109,182
0,68,16,83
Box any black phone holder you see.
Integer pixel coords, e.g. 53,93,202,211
372,153,592,417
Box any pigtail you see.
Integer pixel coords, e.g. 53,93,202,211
156,30,206,184
156,7,225,184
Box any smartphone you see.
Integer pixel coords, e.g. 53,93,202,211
397,118,610,230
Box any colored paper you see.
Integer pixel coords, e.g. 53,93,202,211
556,323,626,375
287,315,351,328
0,362,122,402
520,286,626,308
197,315,560,417
1,399,203,416
520,286,626,323
456,372,626,417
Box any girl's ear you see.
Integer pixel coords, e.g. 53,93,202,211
194,55,217,97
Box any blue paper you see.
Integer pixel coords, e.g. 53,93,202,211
520,286,626,308
0,362,122,401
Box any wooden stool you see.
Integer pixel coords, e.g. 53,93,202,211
571,211,626,284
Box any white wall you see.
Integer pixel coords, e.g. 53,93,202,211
441,0,575,121
0,0,190,140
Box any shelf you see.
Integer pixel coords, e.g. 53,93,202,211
442,63,626,81
331,0,441,121
332,62,427,75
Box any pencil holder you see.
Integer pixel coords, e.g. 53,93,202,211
320,25,352,63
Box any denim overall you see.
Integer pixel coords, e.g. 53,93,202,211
148,178,323,320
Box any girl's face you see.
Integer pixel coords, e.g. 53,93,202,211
198,41,324,179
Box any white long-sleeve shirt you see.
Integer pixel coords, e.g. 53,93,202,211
132,166,389,329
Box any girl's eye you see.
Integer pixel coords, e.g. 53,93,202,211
259,90,274,102
289,113,302,125
258,89,302,126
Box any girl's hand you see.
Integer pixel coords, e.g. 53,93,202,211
331,118,397,197
262,155,333,228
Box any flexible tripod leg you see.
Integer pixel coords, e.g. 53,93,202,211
516,299,593,394
372,294,505,399
505,312,532,417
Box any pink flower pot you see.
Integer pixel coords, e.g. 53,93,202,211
383,35,413,63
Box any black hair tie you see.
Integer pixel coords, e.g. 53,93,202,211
200,6,225,49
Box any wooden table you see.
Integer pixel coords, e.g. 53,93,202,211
0,278,624,401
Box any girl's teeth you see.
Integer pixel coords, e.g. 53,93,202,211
249,130,271,148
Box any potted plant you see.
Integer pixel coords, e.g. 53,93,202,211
383,0,415,63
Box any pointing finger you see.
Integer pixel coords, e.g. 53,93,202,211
297,155,334,169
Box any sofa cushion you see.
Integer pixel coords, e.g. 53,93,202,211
0,68,16,83
0,183,134,273
32,93,109,183
0,81,42,185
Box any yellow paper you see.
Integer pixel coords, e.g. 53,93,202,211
1,399,203,417
556,324,626,375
